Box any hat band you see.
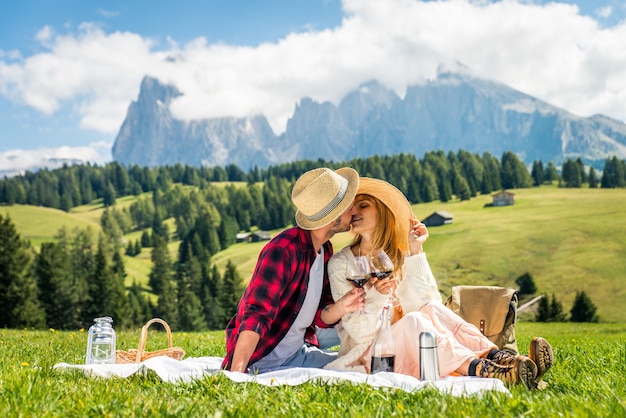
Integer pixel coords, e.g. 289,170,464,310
304,177,349,222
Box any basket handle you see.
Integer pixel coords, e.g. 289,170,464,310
135,318,173,363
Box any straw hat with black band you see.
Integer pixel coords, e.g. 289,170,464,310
356,177,414,250
292,167,360,230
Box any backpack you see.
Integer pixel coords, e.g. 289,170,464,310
444,285,519,353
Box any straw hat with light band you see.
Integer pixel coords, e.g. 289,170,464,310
356,177,415,251
292,167,360,230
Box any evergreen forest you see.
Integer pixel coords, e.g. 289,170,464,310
1,150,625,331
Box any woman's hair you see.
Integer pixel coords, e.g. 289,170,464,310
350,194,405,277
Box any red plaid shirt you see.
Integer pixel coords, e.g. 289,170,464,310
221,227,335,370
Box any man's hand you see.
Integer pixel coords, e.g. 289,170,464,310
321,288,364,324
338,287,364,314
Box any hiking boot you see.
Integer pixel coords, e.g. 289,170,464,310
474,357,537,389
489,349,525,367
529,337,554,386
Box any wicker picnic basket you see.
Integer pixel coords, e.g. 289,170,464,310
116,318,185,364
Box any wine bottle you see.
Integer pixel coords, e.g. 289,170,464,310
370,305,396,373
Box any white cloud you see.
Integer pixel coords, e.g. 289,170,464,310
0,141,112,177
596,6,612,18
1,23,159,127
1,0,626,149
97,9,120,19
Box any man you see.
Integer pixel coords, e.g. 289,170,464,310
222,167,362,372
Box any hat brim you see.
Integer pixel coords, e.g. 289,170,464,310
356,177,414,245
295,167,360,230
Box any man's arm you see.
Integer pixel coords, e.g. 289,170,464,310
229,330,261,372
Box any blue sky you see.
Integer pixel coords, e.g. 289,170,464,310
1,0,625,174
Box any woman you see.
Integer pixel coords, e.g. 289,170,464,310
324,178,553,389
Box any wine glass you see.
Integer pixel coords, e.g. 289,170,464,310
368,249,394,281
346,255,371,315
368,249,399,318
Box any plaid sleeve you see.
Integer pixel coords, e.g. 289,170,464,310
236,240,294,340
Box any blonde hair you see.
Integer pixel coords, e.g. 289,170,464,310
350,194,405,277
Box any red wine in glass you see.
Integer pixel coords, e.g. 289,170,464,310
347,276,369,288
346,255,371,314
370,271,392,280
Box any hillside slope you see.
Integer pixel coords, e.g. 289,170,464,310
4,186,624,322
214,186,626,323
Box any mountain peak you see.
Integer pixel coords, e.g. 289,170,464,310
112,74,626,170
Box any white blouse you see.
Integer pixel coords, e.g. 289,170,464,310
323,246,442,372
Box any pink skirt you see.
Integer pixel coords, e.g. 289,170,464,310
363,301,496,379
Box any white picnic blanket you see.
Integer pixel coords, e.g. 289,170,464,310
54,356,510,397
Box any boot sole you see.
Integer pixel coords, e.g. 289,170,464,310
529,337,554,384
516,356,538,390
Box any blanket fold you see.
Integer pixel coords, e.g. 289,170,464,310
54,356,509,397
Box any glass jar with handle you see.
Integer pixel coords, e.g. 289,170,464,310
86,316,116,364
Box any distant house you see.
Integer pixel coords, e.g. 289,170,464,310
236,231,272,243
492,190,515,206
422,211,454,227
236,232,252,243
251,231,272,242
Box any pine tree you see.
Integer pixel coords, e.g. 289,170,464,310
155,275,179,329
0,214,46,328
535,294,550,322
545,162,559,183
151,212,169,243
141,230,152,247
125,240,134,256
515,272,537,296
561,159,582,187
549,293,567,322
531,160,544,186
85,241,117,321
600,156,626,188
127,281,153,326
178,286,208,331
64,228,95,327
501,151,531,189
33,242,80,329
149,236,171,294
8,271,46,329
570,291,599,322
102,182,116,207
110,250,132,328
588,166,598,188
452,169,471,201
480,152,501,193
202,265,225,329
222,260,244,322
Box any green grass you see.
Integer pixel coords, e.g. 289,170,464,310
4,186,626,322
1,204,101,247
410,186,626,323
1,323,624,417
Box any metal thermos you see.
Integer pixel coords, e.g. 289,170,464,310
419,331,440,381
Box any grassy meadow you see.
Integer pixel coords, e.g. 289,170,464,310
2,186,626,416
1,322,624,417
2,185,625,322
214,186,626,323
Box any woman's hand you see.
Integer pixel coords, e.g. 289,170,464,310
371,276,397,295
409,217,428,255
